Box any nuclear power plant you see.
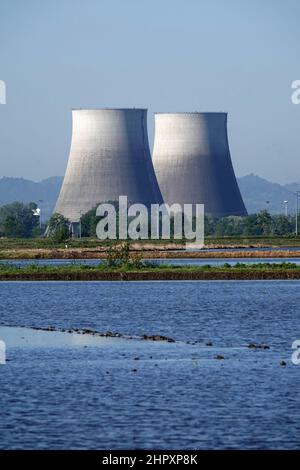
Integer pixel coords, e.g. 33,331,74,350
54,108,247,226
152,112,247,217
54,108,163,222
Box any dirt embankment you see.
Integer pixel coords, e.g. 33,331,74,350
1,270,300,281
1,247,300,260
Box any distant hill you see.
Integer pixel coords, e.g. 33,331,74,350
0,176,63,220
0,174,299,218
283,181,300,194
237,174,298,214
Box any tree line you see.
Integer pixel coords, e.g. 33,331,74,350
0,201,298,239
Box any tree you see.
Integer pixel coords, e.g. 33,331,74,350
273,215,293,235
47,213,70,242
81,201,119,237
214,216,244,236
80,206,99,237
106,242,143,268
241,214,261,236
256,210,273,235
204,215,218,236
0,201,39,237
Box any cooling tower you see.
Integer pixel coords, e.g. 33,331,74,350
152,112,247,217
55,108,163,222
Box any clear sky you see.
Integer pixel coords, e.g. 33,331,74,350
0,0,299,183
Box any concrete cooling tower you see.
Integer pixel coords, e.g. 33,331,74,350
55,108,163,222
152,112,247,217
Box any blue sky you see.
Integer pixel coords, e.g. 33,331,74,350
0,0,299,183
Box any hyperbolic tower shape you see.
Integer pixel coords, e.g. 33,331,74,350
152,112,247,217
55,108,163,221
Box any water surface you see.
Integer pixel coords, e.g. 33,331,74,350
1,257,300,267
0,281,300,449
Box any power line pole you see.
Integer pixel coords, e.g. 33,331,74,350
38,200,43,231
295,192,300,236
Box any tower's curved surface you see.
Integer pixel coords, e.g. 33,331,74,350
152,112,247,217
55,108,163,221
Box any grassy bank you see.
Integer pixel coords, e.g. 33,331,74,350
1,235,300,250
0,237,183,250
1,262,300,281
0,236,300,260
0,247,300,260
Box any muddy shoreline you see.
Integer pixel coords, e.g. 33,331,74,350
1,269,300,281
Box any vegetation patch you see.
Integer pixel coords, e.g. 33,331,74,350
0,259,300,281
